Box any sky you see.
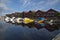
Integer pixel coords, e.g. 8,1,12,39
0,0,60,16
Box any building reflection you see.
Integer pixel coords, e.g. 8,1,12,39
11,22,60,32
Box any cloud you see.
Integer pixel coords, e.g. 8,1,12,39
0,0,12,16
44,0,59,6
19,0,60,10
0,0,12,10
42,0,59,10
31,0,60,10
19,0,30,8
22,0,28,6
0,3,8,10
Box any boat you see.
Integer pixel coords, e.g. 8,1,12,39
37,20,44,24
23,18,34,24
48,20,54,25
15,18,23,24
4,17,10,22
9,17,16,23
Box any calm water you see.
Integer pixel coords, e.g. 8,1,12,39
0,21,60,40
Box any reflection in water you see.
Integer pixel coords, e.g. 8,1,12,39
8,21,60,32
0,21,60,40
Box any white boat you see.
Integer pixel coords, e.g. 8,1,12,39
48,20,54,25
10,17,15,23
15,18,23,23
4,17,10,22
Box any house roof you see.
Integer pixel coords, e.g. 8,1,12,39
36,10,45,13
47,9,58,13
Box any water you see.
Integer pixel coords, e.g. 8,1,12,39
0,21,60,40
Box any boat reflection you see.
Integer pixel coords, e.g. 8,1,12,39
26,23,60,31
9,22,60,32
